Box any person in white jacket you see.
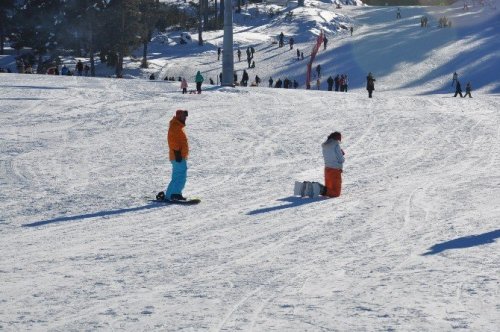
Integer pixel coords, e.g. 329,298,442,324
322,132,345,197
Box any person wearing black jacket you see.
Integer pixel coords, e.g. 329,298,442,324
454,81,463,97
366,72,376,98
327,76,334,91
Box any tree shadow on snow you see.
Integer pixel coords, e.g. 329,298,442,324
23,204,162,228
247,196,327,215
422,229,500,256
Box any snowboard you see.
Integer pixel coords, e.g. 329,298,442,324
150,198,201,205
294,181,324,198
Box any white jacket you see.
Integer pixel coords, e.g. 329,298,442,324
322,138,344,169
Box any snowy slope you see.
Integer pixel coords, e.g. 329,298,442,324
1,2,500,331
140,0,500,93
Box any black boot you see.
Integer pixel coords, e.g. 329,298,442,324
156,191,165,201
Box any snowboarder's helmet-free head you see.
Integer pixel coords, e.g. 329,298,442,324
328,132,341,141
176,109,188,118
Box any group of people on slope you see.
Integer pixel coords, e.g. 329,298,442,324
157,110,345,202
452,72,473,98
178,71,204,94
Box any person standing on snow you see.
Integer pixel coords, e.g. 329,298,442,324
463,82,472,98
195,71,204,94
322,132,345,198
327,76,334,91
157,110,190,201
454,80,463,97
452,71,458,87
181,78,188,94
366,72,376,98
76,60,84,76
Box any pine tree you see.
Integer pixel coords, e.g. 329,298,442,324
139,0,160,68
101,0,142,77
12,0,65,72
0,0,16,55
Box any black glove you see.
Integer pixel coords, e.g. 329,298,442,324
174,150,182,163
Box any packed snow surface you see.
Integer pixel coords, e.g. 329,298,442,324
1,1,499,331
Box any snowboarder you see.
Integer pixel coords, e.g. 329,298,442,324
297,49,300,60
454,81,463,97
181,78,188,94
323,36,328,50
396,7,401,19
316,64,321,78
237,48,241,62
463,82,472,98
157,110,190,202
217,47,221,60
366,72,376,98
289,37,294,50
322,132,345,198
195,71,204,94
350,26,354,36
279,32,284,47
269,77,274,87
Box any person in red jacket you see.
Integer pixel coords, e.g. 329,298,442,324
157,110,189,201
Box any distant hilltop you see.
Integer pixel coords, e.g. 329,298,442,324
363,0,457,5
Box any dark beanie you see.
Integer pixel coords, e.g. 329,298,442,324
328,132,341,141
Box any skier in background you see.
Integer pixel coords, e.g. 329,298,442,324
366,72,376,98
195,71,204,94
322,132,345,198
157,110,190,202
181,78,188,94
452,71,458,86
463,82,472,98
454,80,463,97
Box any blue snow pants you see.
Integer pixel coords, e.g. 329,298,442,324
165,159,187,199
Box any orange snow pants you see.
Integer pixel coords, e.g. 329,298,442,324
325,167,342,198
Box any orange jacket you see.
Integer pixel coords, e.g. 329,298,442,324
168,117,189,160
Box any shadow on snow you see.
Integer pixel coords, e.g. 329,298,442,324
23,204,162,228
247,195,328,215
422,229,500,255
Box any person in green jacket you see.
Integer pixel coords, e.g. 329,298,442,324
195,71,204,94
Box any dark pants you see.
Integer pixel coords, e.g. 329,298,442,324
454,91,463,97
368,90,373,98
196,82,202,93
